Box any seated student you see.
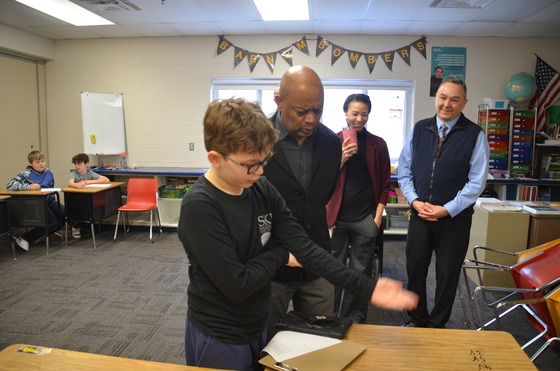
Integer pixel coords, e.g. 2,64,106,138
177,98,418,371
7,150,65,251
68,153,110,238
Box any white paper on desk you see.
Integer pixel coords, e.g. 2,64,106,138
85,184,111,188
261,331,341,362
40,188,61,192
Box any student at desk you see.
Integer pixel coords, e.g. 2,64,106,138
67,153,110,238
6,150,65,251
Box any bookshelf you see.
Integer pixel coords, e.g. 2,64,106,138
478,105,537,178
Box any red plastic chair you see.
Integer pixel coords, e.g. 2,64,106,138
470,244,560,350
113,178,162,243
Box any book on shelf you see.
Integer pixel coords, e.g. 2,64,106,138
521,202,560,215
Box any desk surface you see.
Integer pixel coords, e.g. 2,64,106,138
343,324,536,370
0,344,225,371
61,181,125,193
0,195,10,201
95,167,207,177
0,188,59,196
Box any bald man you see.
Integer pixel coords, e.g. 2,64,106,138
264,66,342,339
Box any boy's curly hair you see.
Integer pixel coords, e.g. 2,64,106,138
203,98,279,155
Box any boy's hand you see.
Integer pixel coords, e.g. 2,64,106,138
370,277,418,311
29,183,40,190
286,253,302,268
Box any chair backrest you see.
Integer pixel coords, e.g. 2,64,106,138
511,243,560,337
517,238,560,264
546,285,560,338
126,178,158,207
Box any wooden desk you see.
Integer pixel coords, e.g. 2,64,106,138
0,188,61,255
0,344,225,370
0,195,15,259
342,324,536,370
62,182,124,249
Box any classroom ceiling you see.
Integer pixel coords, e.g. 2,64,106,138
1,0,560,40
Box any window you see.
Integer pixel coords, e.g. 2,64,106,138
211,78,414,165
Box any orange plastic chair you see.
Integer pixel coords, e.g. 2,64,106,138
113,178,162,243
531,286,560,361
470,244,560,350
461,238,560,327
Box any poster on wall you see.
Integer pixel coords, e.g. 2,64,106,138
429,47,467,96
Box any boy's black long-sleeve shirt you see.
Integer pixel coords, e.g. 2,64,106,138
177,175,376,344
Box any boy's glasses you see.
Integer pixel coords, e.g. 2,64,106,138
223,152,274,175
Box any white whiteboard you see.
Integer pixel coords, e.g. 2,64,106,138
81,92,127,155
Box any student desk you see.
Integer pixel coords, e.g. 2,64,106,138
0,188,62,255
0,195,15,259
62,182,125,249
0,344,226,370
342,324,536,370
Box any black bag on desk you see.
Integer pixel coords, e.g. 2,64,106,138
275,311,352,339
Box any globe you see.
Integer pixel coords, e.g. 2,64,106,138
504,72,536,105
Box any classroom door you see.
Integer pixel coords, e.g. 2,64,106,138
0,52,44,186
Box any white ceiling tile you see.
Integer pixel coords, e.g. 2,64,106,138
313,20,362,34
418,8,482,22
215,21,268,35
310,0,371,20
472,0,557,22
523,2,560,23
365,0,432,21
264,21,314,34
1,0,559,39
406,21,463,35
450,22,516,37
497,22,560,38
360,21,412,34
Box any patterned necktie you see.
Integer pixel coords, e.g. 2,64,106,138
438,123,448,148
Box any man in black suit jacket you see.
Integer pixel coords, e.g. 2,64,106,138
265,66,342,340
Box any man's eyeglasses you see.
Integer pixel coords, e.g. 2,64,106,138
223,153,274,175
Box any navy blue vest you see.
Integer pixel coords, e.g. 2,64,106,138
410,113,482,217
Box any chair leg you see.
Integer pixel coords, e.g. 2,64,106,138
91,223,96,249
149,209,153,242
113,211,121,241
531,337,560,362
150,208,163,244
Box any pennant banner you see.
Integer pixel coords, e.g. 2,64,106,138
412,37,428,59
233,47,247,68
331,44,346,66
216,35,428,74
397,45,411,66
315,35,428,74
347,50,363,69
217,36,232,55
364,53,378,74
264,53,276,73
280,47,293,66
216,36,311,73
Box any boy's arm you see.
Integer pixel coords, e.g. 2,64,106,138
178,196,289,302
68,171,84,188
7,171,33,191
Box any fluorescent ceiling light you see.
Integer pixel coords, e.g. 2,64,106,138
15,0,114,26
253,0,309,21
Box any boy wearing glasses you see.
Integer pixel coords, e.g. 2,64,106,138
177,98,417,371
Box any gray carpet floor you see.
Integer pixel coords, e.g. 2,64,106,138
1,228,559,370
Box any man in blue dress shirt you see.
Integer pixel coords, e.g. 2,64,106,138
397,77,489,328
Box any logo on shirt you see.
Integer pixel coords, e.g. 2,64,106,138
258,213,272,246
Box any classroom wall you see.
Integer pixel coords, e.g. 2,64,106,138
31,34,560,184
